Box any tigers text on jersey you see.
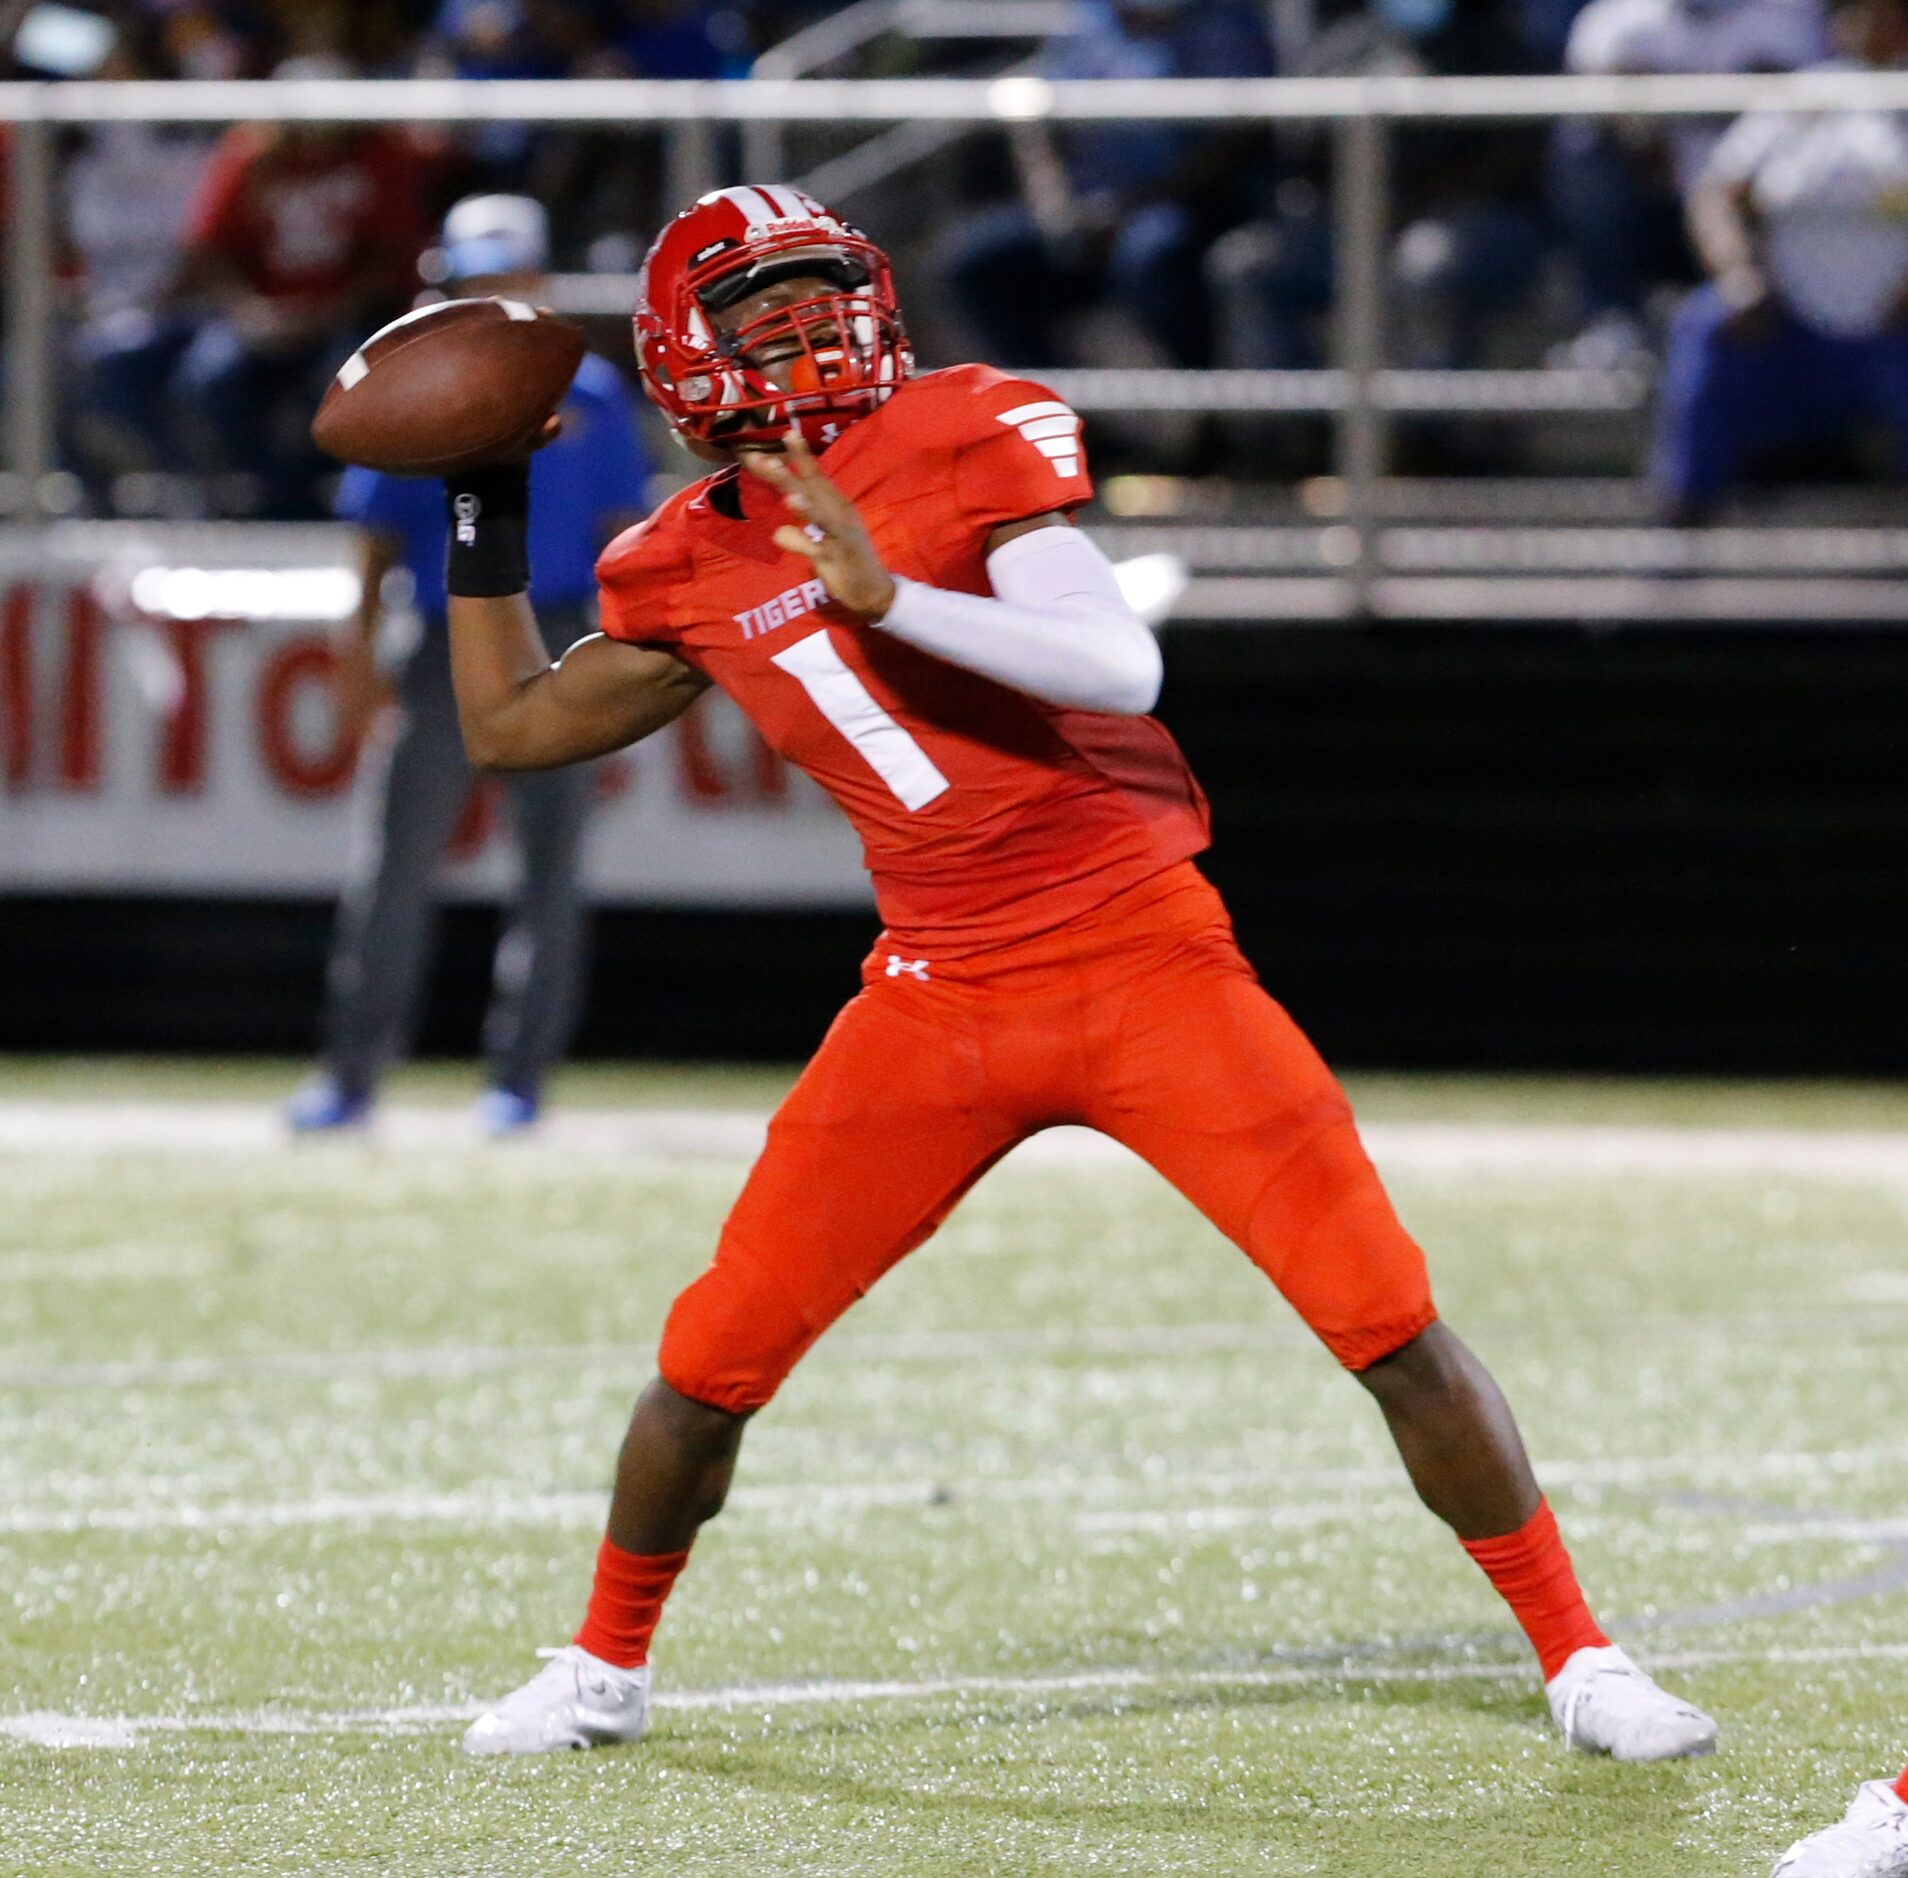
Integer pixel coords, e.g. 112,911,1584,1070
595,363,1211,955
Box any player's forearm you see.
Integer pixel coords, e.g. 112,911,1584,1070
443,460,555,766
1689,182,1762,293
345,532,397,653
442,461,708,770
450,597,708,771
875,528,1161,716
447,591,563,768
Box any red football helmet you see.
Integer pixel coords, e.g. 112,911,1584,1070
634,184,912,453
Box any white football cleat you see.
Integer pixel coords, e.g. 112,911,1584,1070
1545,1644,1717,1761
1774,1782,1908,1877
461,1646,651,1757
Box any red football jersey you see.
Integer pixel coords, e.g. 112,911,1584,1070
596,363,1211,955
184,126,423,309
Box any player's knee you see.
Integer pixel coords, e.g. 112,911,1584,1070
1245,1114,1441,1375
627,1376,748,1525
657,1264,813,1417
1352,1318,1466,1408
643,1375,749,1448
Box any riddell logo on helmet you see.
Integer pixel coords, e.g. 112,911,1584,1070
638,186,909,448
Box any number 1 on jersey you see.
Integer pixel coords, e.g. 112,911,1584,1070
770,630,950,811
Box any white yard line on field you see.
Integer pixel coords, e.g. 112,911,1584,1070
0,1324,1313,1392
5,1293,1904,1394
0,1099,1904,1184
1741,1519,1908,1545
0,1244,215,1283
4,1443,1905,1539
1363,1122,1908,1182
3,1642,1903,1751
0,1489,608,1537
0,1101,773,1159
1842,1271,1908,1303
0,1476,994,1536
0,1341,640,1390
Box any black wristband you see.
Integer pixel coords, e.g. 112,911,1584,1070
444,462,531,598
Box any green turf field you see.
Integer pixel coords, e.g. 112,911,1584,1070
1,1063,1904,1876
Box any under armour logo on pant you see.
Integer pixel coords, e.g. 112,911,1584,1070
885,955,930,981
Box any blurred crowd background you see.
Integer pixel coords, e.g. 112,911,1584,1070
4,0,1905,1086
10,0,1906,522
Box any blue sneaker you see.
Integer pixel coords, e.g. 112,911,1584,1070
283,1075,374,1135
475,1085,541,1138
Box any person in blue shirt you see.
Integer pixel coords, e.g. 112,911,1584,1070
941,0,1276,369
287,194,650,1138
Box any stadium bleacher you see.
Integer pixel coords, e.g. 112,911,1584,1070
10,0,1908,607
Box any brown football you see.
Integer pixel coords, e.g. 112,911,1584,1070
311,298,588,476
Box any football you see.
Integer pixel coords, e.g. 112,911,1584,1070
310,298,587,476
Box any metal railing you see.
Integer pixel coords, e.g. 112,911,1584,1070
746,0,1065,215
6,69,1906,592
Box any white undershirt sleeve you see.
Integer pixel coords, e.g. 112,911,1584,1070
872,524,1163,716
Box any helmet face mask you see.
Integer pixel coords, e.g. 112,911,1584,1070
636,187,912,453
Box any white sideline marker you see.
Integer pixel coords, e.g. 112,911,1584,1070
6,1318,1906,1395
0,1244,214,1283
5,1439,1908,1538
4,1643,1904,1751
0,1099,1905,1185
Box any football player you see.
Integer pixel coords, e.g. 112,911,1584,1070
1775,1767,1908,1876
444,184,1717,1763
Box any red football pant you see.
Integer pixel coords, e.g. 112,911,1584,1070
660,863,1437,1415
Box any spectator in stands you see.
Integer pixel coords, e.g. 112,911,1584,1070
286,194,650,1139
58,12,214,504
262,0,427,68
148,1,275,80
421,0,603,183
168,55,425,514
587,0,746,77
940,0,1276,369
1552,0,1825,368
1207,0,1547,399
529,2,750,264
424,0,596,79
1653,0,1908,518
1385,1,1552,378
1521,0,1599,65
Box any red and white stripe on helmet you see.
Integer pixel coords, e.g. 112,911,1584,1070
633,184,912,452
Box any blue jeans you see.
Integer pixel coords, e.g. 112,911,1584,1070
1652,285,1908,507
1391,200,1551,370
66,310,198,482
941,199,1214,366
1208,198,1546,373
173,319,339,516
1546,120,1689,321
1206,203,1336,370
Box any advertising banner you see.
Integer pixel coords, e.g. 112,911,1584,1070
0,521,871,906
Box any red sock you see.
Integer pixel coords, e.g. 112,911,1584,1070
1460,1498,1609,1682
572,1538,691,1669
1892,1765,1908,1805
